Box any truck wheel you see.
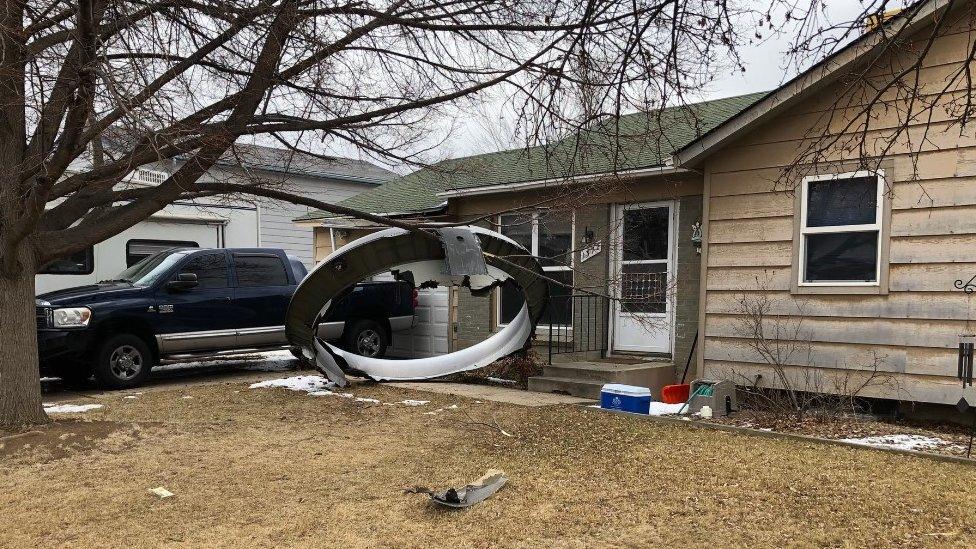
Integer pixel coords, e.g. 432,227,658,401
93,334,153,389
344,319,388,358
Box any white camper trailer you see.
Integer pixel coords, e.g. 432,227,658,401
36,145,396,295
35,200,260,294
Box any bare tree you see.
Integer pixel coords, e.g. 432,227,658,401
1,0,789,427
726,277,900,422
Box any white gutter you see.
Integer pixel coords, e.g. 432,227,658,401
673,0,949,167
436,164,687,198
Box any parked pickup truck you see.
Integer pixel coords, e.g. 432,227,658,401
35,247,416,389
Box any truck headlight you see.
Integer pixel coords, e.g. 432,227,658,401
51,307,92,328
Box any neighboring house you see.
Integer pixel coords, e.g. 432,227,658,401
37,144,394,294
298,0,976,408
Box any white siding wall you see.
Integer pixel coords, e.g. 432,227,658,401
256,176,371,267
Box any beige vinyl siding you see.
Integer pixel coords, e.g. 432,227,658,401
699,13,976,404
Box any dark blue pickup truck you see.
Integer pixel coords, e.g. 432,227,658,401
36,247,416,389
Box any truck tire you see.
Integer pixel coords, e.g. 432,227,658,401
93,333,153,389
344,319,388,358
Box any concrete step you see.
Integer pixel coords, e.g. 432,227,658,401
543,361,674,386
535,361,678,399
528,376,604,399
544,361,661,381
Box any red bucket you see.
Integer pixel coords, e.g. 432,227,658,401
661,383,690,404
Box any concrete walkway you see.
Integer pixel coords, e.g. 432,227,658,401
389,381,593,406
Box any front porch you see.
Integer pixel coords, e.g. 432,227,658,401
528,358,678,399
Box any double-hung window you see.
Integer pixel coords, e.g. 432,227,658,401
496,210,573,326
799,171,884,286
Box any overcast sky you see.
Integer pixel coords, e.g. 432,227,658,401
268,1,906,170
435,1,901,160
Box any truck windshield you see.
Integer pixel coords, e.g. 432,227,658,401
111,250,186,286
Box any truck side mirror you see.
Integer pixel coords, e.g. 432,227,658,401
166,272,199,292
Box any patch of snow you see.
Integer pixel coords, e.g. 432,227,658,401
39,377,61,382
309,390,353,398
249,375,334,393
648,402,688,416
840,434,951,452
355,397,380,404
486,377,517,385
426,404,460,415
400,399,429,406
156,350,297,373
308,390,331,396
181,395,193,399
43,403,103,414
123,396,138,400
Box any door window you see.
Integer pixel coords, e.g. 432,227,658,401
178,253,229,289
234,254,290,287
619,205,670,315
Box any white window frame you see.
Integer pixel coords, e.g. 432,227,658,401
798,170,885,287
495,210,575,329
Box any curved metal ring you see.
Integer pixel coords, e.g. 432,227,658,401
285,226,549,386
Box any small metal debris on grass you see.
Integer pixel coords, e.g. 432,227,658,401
405,469,508,509
149,487,175,499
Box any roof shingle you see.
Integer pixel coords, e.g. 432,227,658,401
296,92,764,222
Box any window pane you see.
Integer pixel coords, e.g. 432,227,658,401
623,207,669,261
538,210,572,268
620,263,667,314
540,270,573,326
39,247,94,275
126,239,199,267
179,253,228,289
498,213,533,252
804,231,878,282
235,255,289,287
806,176,877,227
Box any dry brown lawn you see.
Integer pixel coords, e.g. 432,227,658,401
2,376,976,548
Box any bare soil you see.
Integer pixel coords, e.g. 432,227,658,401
3,378,976,548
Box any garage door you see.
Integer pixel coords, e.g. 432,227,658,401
388,287,450,358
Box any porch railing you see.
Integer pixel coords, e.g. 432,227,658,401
547,292,610,364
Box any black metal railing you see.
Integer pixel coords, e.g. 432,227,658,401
547,293,610,363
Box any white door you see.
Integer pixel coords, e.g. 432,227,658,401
611,202,675,354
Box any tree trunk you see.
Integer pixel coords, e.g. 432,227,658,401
0,244,48,428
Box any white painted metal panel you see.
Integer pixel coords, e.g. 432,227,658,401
388,287,451,358
372,269,450,359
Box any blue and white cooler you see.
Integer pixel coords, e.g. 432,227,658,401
600,384,652,414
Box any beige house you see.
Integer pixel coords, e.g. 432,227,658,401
298,0,975,407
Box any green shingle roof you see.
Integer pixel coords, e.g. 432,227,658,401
296,92,764,222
